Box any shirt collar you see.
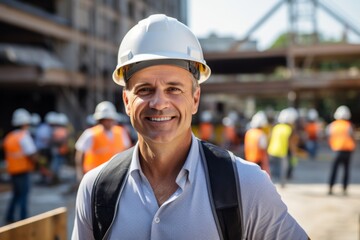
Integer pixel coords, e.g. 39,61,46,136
129,134,201,185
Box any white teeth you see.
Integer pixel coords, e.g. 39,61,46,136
149,117,171,122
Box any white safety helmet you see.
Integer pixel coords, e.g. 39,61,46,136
200,110,213,122
112,14,211,86
250,111,268,128
93,101,119,121
45,111,58,125
307,108,319,121
86,114,96,126
334,105,351,120
278,107,298,124
57,113,69,126
31,113,41,126
222,117,234,127
12,108,32,127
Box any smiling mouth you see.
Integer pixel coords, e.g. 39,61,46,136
147,117,173,122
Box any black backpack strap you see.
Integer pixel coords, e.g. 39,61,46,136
200,140,243,240
91,146,135,240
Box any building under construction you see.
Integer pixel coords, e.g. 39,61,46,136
0,0,187,134
198,0,360,126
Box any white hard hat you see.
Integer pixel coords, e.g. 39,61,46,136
222,117,234,127
307,108,319,121
31,113,41,126
278,107,298,124
93,101,119,121
86,114,96,126
334,105,351,120
12,108,32,127
57,113,69,126
200,110,213,122
45,111,58,125
250,111,268,128
112,14,211,86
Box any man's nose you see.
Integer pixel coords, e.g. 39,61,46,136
149,90,169,110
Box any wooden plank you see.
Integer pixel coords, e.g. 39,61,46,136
0,207,67,240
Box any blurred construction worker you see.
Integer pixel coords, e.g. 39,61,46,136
30,113,41,138
50,113,70,184
75,101,132,182
198,110,215,143
326,105,356,196
222,112,239,151
267,107,299,187
86,114,96,128
3,108,38,223
304,108,322,160
244,111,270,175
34,111,57,184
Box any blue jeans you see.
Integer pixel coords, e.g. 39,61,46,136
5,172,31,222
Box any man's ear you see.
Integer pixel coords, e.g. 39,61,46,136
122,90,131,116
192,87,201,115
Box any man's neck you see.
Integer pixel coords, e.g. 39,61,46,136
138,134,192,179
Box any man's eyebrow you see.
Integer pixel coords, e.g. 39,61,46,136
167,81,185,87
132,82,152,89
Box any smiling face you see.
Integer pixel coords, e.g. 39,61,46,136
123,65,200,145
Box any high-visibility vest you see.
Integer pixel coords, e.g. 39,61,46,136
267,123,292,158
305,122,318,140
328,120,356,151
224,125,237,143
199,122,214,141
53,126,69,155
4,130,34,175
244,128,266,163
83,125,130,173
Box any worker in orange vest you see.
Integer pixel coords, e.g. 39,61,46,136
222,112,239,151
75,101,132,182
3,108,38,223
304,108,322,160
198,110,215,143
326,105,356,196
50,113,70,184
244,111,270,175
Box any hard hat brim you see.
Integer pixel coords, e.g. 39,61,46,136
112,54,211,86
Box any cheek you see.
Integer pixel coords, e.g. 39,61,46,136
127,97,144,117
180,95,198,115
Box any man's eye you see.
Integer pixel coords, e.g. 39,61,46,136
136,88,153,95
167,87,183,94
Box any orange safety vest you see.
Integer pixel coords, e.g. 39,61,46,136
53,126,69,155
3,130,34,175
244,128,266,163
328,120,356,151
305,122,318,140
83,125,129,173
199,122,214,141
224,125,237,144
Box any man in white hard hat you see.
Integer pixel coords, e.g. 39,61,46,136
74,101,132,182
326,105,356,195
267,107,299,187
244,111,270,174
72,14,308,240
3,108,38,223
34,111,56,184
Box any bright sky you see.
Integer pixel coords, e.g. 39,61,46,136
188,0,360,50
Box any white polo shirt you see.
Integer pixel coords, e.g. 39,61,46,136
72,134,307,240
